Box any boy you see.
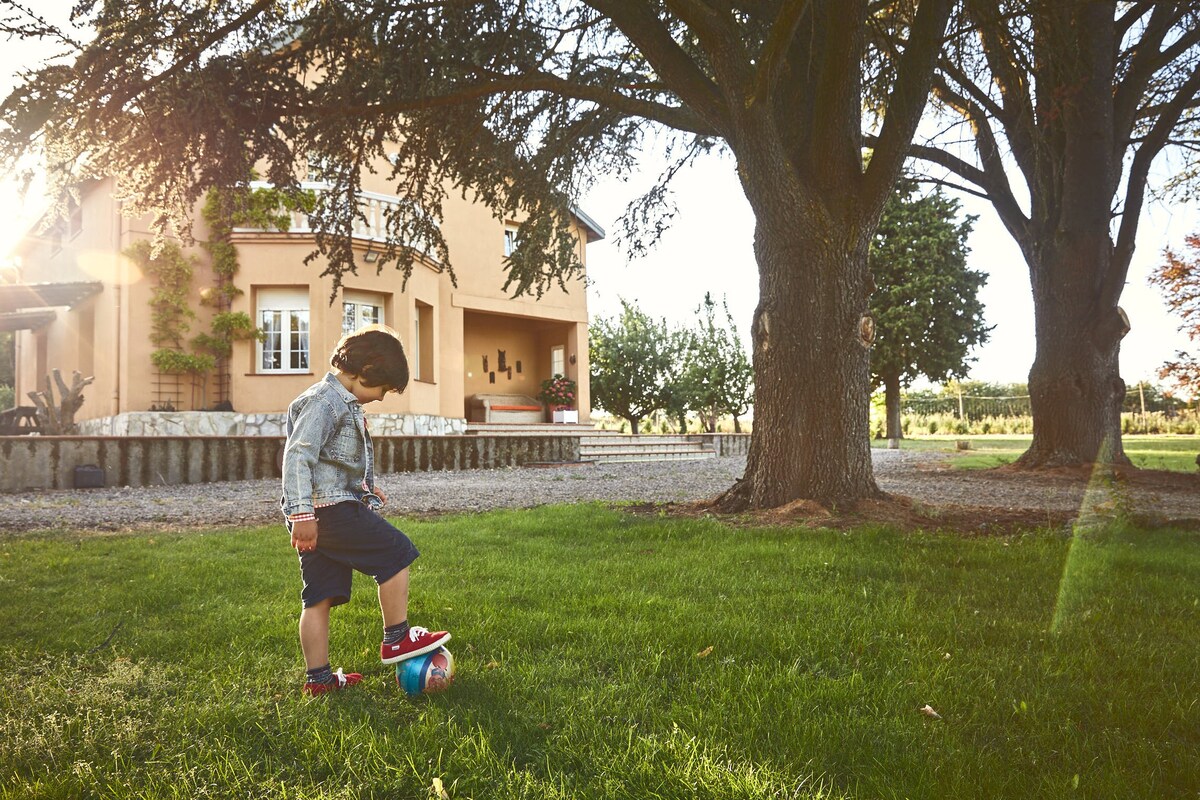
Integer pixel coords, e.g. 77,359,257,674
281,324,450,696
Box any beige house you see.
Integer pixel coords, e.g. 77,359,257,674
4,167,602,434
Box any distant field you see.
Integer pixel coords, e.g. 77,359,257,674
872,434,1200,472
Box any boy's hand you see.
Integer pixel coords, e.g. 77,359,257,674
373,486,388,506
291,519,319,553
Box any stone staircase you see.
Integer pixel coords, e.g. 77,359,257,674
579,433,716,463
463,423,718,463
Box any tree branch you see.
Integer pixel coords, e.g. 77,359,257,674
584,0,729,133
749,0,809,110
863,0,954,215
102,0,276,114
307,70,719,137
1108,60,1200,310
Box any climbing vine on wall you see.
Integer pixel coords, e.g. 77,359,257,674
134,183,316,409
127,239,215,378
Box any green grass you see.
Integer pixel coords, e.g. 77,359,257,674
2,507,1199,798
873,433,1200,472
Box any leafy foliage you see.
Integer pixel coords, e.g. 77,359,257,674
589,300,677,433
677,293,754,433
130,239,197,351
537,374,577,410
868,180,989,390
1150,233,1200,401
0,0,957,504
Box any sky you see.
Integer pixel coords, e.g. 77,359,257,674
580,146,1199,388
2,3,1196,390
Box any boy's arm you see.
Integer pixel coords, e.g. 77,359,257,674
290,519,319,552
281,396,337,521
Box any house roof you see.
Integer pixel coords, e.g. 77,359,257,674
571,206,606,243
0,309,59,333
0,281,103,330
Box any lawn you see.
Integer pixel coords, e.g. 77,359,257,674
2,506,1198,799
873,433,1200,472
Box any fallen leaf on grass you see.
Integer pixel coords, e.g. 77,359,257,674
431,777,450,799
920,704,942,720
484,661,501,669
537,722,553,730
695,646,714,659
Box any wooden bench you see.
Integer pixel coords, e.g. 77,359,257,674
0,406,40,436
468,393,544,423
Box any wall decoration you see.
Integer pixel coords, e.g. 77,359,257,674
489,371,495,384
569,354,577,365
497,349,507,372
507,367,513,380
515,360,522,373
482,355,488,372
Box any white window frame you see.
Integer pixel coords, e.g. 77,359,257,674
551,345,565,379
503,225,519,257
342,290,385,336
257,288,311,374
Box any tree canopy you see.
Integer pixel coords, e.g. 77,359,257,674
0,0,955,507
588,300,677,434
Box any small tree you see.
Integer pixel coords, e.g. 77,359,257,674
661,325,698,433
869,181,989,441
1150,234,1200,402
589,300,675,435
680,294,754,433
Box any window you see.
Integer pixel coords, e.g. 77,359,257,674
503,225,519,257
306,153,332,183
257,288,310,373
342,290,385,335
414,301,434,383
551,345,565,379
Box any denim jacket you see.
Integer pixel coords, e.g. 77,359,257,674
280,372,380,519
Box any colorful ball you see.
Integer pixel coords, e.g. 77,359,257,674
396,647,454,696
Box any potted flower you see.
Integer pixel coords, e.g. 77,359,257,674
538,374,578,423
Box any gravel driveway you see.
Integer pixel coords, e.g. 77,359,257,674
1,448,1196,533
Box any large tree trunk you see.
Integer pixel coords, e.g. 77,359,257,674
716,200,880,510
884,372,903,442
1017,245,1130,467
1017,6,1130,470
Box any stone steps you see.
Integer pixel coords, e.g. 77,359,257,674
464,422,600,437
579,434,716,463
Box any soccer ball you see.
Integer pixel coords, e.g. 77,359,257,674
396,647,454,696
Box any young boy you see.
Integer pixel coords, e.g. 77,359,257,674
281,324,450,696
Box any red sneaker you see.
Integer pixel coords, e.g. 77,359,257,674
302,668,363,696
380,626,451,664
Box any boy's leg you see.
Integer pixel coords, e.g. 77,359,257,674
299,598,333,670
378,566,451,664
378,567,410,627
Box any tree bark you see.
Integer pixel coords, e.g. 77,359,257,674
1017,245,1130,467
884,372,903,441
716,190,881,510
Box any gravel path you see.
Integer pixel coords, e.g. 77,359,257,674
1,448,1196,532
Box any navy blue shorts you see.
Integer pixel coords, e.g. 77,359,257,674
294,501,420,609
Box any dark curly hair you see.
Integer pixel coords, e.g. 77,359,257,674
330,325,409,394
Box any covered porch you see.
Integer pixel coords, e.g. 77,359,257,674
461,308,588,425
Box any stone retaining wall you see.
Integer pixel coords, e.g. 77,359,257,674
76,411,466,437
698,433,751,456
0,435,579,492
